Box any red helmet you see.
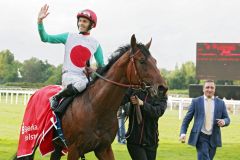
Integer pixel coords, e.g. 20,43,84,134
77,9,97,28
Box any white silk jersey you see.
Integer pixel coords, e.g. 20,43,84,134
63,33,99,76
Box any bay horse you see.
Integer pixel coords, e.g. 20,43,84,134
14,35,167,160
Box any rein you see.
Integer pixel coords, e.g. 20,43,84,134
93,71,141,88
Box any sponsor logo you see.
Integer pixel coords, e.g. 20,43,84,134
21,123,38,134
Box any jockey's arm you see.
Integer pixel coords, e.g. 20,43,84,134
94,45,105,67
38,23,68,44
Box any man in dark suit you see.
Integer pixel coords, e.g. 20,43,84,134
179,80,230,160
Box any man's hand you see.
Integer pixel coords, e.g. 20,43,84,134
38,4,50,24
179,134,186,143
130,96,143,106
216,119,225,127
84,66,95,77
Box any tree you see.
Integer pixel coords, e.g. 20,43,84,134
44,64,62,85
167,69,186,89
0,50,18,83
21,58,55,83
160,68,170,80
164,61,199,89
181,61,199,87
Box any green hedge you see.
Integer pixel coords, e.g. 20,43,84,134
168,89,188,95
3,82,47,89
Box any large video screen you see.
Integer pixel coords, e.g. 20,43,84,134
196,43,240,80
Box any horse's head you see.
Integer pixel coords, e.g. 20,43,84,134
126,34,168,97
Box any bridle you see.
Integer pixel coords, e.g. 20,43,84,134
93,48,151,91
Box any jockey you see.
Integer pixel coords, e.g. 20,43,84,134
37,4,104,110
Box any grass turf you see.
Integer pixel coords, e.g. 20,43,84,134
0,103,239,160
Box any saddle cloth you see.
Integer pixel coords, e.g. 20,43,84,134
17,85,64,158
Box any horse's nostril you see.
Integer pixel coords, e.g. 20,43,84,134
158,85,165,91
158,85,168,96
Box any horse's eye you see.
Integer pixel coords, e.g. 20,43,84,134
139,59,145,64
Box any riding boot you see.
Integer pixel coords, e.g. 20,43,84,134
50,84,78,111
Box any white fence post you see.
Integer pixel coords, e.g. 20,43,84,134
170,100,173,111
24,94,27,105
10,92,13,104
27,93,31,102
233,104,236,115
6,92,8,104
178,100,183,120
16,93,19,104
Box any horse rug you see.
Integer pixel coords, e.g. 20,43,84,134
17,85,64,158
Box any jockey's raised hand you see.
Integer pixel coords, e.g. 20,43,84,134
38,4,50,24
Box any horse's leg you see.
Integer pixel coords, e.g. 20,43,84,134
50,145,62,160
67,145,80,160
94,145,115,160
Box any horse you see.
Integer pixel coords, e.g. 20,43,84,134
13,34,167,160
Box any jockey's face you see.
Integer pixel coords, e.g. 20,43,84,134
78,17,92,33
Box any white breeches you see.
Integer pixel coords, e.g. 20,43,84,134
62,72,89,92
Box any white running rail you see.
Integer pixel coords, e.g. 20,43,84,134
168,96,240,119
0,89,37,105
1,90,240,119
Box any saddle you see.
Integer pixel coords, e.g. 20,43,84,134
54,96,75,117
54,86,88,117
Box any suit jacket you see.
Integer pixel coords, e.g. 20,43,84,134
180,96,230,147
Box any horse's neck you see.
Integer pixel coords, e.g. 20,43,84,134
90,56,129,114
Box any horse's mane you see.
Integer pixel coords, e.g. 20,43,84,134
92,43,150,82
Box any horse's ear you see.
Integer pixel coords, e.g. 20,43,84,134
130,34,137,54
145,38,152,49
